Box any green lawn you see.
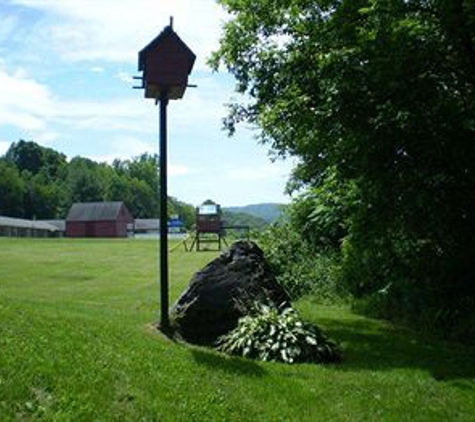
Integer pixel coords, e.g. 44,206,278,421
0,239,474,421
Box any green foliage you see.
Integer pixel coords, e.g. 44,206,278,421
114,153,159,191
218,302,341,364
23,172,63,219
288,167,357,250
66,157,104,205
127,178,157,218
0,141,195,222
0,159,25,217
110,154,160,218
213,0,475,341
5,140,66,178
259,223,343,302
169,197,196,229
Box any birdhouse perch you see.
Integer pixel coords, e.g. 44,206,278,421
138,21,196,100
136,19,196,331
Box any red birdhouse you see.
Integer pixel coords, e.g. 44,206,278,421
138,23,196,100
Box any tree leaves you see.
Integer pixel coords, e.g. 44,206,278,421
217,302,342,363
214,0,475,340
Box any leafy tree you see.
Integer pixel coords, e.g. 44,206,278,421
289,167,357,250
113,154,159,192
1,140,197,227
0,160,25,217
212,0,475,340
66,157,104,205
23,172,62,219
106,172,132,204
111,154,160,218
5,140,44,174
169,197,196,229
127,154,159,192
128,178,157,218
5,140,66,179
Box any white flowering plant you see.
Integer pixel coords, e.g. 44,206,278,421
217,302,341,364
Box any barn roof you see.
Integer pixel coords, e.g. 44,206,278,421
66,202,128,222
41,220,66,231
0,216,60,231
138,25,196,72
135,219,160,231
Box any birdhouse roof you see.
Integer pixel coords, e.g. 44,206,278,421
138,26,196,73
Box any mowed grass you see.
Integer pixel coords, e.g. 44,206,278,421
0,239,474,421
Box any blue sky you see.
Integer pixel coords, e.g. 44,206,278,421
0,0,294,206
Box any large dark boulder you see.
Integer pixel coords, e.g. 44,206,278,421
170,240,290,345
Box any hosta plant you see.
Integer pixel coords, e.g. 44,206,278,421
217,303,341,364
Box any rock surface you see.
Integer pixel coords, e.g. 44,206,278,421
170,240,290,345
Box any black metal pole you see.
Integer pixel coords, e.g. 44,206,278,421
159,91,169,331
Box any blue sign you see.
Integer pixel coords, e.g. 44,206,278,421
168,218,184,228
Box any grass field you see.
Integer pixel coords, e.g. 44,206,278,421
0,238,474,421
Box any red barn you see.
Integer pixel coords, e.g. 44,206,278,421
66,202,134,238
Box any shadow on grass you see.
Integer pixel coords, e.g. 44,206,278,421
191,348,266,378
315,315,475,387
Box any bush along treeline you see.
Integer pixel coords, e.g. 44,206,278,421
0,140,196,227
213,0,475,343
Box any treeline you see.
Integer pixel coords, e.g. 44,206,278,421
0,140,195,227
215,0,475,342
222,210,268,230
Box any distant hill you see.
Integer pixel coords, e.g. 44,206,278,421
222,210,268,230
224,203,286,223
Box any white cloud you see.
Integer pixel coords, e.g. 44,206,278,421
115,71,133,85
0,67,54,132
0,141,11,155
85,137,193,174
34,131,59,144
84,137,154,163
170,164,193,176
226,163,291,182
10,0,228,70
0,65,154,136
0,1,292,206
54,98,153,133
88,146,194,177
0,64,230,150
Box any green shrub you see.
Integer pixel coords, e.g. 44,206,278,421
217,302,341,364
259,224,344,302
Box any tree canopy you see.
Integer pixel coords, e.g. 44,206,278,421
212,0,475,340
0,140,195,227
